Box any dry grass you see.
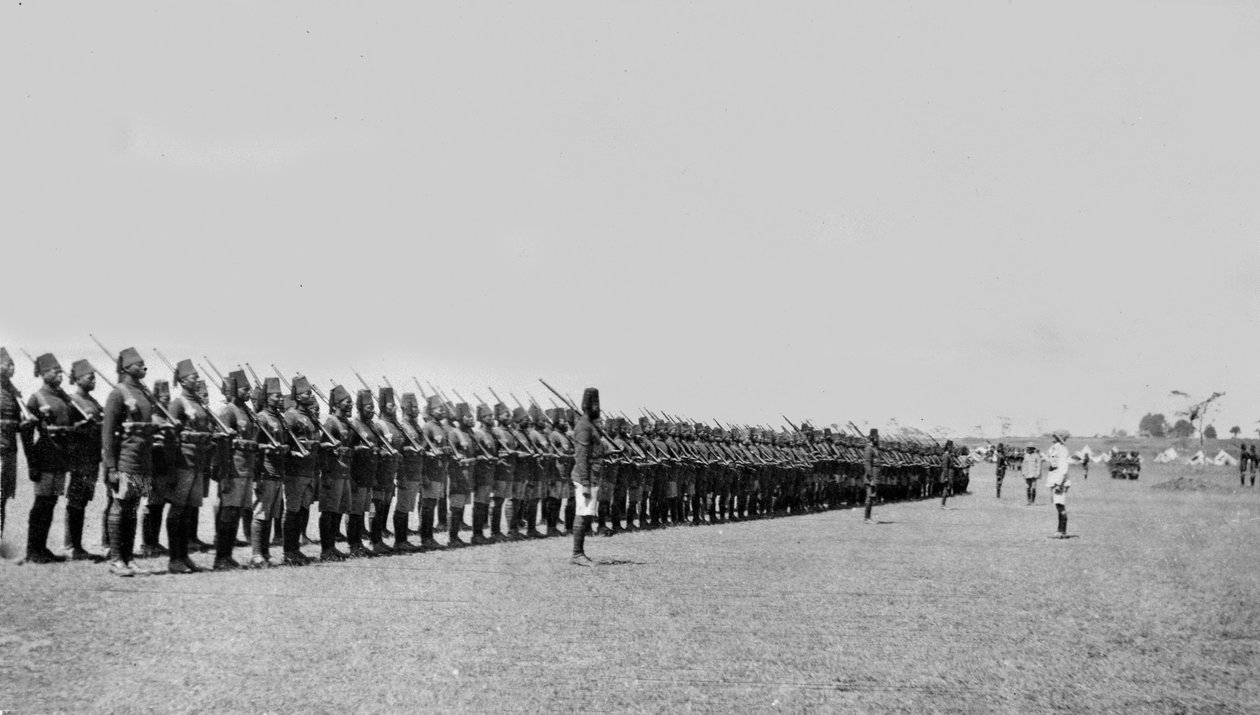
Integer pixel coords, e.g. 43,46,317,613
2,457,1259,713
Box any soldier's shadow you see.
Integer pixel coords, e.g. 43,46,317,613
596,558,647,566
874,520,895,525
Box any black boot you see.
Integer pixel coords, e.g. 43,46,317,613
166,505,192,574
348,515,374,557
141,502,167,557
564,498,575,533
298,507,314,546
214,507,242,570
569,515,592,566
469,502,489,545
447,506,467,548
283,512,311,564
66,505,97,560
392,511,417,552
436,496,448,528
188,509,210,553
488,498,503,542
419,499,441,549
320,512,347,561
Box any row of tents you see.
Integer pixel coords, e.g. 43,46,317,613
976,444,1242,467
1151,447,1239,466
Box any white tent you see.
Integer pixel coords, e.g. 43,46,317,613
1072,445,1095,462
1095,451,1111,463
1153,447,1179,463
1185,450,1207,465
1212,449,1239,466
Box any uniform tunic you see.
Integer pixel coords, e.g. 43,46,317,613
282,406,322,510
571,414,602,517
26,384,76,497
218,402,260,509
320,414,355,514
67,389,104,506
0,378,21,499
168,390,216,507
100,377,157,500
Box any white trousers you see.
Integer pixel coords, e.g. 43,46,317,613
572,482,600,517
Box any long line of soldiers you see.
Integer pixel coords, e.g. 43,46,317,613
0,346,972,576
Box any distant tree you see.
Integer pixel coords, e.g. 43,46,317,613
1230,425,1241,438
1203,424,1217,439
1111,428,1128,438
1170,419,1195,439
1138,413,1167,438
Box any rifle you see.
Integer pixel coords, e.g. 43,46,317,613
782,414,801,433
87,336,180,426
197,360,284,453
538,378,623,454
151,348,234,435
271,364,340,447
380,376,425,453
243,362,310,457
351,371,400,456
410,377,429,400
19,348,93,422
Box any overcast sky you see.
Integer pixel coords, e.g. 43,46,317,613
3,2,1258,438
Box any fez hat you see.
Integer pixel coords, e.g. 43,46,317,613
227,369,249,394
329,384,351,406
378,386,394,408
291,374,311,398
0,347,12,368
453,402,472,421
153,379,171,398
173,359,198,383
400,392,418,411
264,377,282,395
71,359,94,381
511,406,528,422
638,416,651,430
355,389,373,410
527,404,544,423
544,407,562,425
425,394,446,416
580,387,600,415
475,403,493,422
116,347,143,372
494,402,510,420
34,353,61,377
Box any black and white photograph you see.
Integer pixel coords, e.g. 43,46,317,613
3,2,1259,712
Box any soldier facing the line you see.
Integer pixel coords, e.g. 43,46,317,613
64,359,104,560
21,353,74,564
100,347,158,577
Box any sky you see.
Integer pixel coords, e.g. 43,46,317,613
3,2,1258,438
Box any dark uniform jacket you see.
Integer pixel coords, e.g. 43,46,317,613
68,389,104,472
25,384,77,474
282,407,322,479
571,415,601,490
101,377,157,476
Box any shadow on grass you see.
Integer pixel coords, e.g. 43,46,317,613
596,558,648,567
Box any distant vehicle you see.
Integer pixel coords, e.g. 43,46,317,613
1110,450,1141,480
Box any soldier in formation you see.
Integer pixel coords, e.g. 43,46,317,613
4,345,979,574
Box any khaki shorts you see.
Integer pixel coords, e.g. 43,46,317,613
350,486,372,514
283,476,316,511
421,479,444,501
395,480,421,513
320,477,352,515
253,478,284,521
218,475,253,509
67,467,99,506
33,471,66,497
169,468,206,508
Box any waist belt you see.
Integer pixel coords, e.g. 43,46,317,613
122,422,159,437
182,431,214,446
233,439,259,453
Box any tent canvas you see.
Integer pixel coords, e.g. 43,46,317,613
1095,451,1111,463
1072,445,1095,462
1211,450,1239,466
1185,450,1207,465
1153,447,1178,463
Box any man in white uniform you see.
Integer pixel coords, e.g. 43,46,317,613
1046,434,1071,538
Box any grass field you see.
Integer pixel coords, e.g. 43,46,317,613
2,453,1259,713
